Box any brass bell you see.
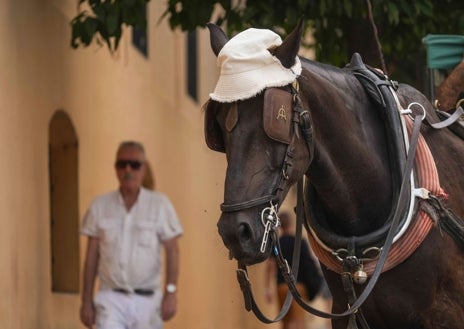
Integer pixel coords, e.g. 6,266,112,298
353,270,368,284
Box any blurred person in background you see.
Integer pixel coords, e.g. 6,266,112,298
80,141,183,329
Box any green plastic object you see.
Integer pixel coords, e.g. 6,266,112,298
423,34,464,70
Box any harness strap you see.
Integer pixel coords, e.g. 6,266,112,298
294,108,423,320
292,89,315,164
236,180,305,323
237,251,295,323
342,256,370,329
342,272,360,329
311,53,413,257
221,195,274,212
422,195,464,249
424,104,464,129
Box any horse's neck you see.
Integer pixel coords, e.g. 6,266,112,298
309,146,392,235
302,66,393,235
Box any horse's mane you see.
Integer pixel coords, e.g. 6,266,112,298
299,56,346,79
298,56,362,106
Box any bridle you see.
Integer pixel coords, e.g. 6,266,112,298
218,81,316,323
220,82,314,215
220,82,314,253
219,79,428,328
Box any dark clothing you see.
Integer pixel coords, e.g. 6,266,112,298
276,235,323,301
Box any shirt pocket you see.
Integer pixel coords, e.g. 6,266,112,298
135,221,158,249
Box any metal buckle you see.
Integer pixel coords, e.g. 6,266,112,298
260,201,280,253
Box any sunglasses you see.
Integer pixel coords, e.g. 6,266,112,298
115,159,143,170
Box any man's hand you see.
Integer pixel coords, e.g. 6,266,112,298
161,292,177,321
80,300,95,328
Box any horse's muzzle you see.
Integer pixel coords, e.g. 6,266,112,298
217,212,269,265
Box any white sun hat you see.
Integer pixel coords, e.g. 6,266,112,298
210,28,302,103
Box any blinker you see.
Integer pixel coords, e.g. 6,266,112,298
263,88,294,144
204,99,226,153
204,87,295,153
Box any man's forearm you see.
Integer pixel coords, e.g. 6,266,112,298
163,238,179,286
82,236,99,302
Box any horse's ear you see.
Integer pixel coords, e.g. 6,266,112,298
272,19,304,68
207,23,229,57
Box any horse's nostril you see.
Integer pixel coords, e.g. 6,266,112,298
238,223,252,243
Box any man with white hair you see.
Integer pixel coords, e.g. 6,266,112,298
80,141,183,329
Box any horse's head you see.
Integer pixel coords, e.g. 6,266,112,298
205,21,312,265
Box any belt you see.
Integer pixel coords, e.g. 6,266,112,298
113,288,154,296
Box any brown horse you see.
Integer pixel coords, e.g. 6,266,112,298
205,21,464,329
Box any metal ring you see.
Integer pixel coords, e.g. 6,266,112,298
456,98,464,110
260,201,279,226
406,102,426,121
361,246,381,260
332,248,349,262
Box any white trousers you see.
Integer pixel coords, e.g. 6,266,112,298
94,290,162,329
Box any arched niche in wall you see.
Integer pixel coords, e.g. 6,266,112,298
49,110,80,293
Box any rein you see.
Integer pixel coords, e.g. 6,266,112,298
220,82,316,323
236,180,305,323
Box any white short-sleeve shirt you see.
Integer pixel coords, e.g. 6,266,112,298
80,187,183,292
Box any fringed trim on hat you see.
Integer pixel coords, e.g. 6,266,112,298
210,78,298,103
210,58,302,103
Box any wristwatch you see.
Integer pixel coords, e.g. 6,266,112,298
166,283,177,293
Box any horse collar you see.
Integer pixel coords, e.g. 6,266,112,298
306,59,445,277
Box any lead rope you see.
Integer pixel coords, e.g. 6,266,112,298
236,108,425,326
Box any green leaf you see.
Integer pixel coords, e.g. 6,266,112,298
133,4,147,28
387,2,399,25
84,17,98,39
343,0,353,18
113,26,122,52
70,20,83,48
106,4,120,35
122,0,136,6
93,3,106,21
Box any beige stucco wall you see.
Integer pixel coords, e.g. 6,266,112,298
0,1,286,328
